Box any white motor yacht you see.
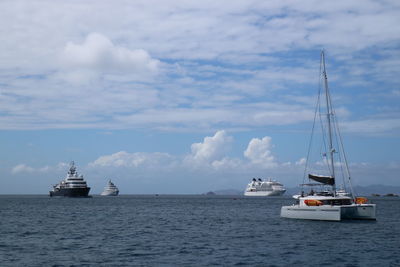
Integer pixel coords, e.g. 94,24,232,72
101,180,119,196
49,161,90,197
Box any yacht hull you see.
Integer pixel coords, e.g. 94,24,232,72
100,191,119,196
49,187,90,197
244,190,286,197
280,204,376,221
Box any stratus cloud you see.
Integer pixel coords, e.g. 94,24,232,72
244,136,277,167
89,151,174,168
340,118,400,135
11,163,64,174
0,2,398,134
295,158,307,166
61,33,160,73
12,164,35,174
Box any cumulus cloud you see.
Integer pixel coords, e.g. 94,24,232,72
89,131,237,172
186,130,233,165
244,136,277,167
57,131,398,190
62,32,159,71
59,32,160,83
90,132,287,172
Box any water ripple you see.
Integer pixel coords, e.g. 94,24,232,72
0,195,399,266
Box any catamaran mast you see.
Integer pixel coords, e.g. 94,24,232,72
321,51,336,196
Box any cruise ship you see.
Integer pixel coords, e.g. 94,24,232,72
49,162,91,197
244,178,286,196
101,180,119,196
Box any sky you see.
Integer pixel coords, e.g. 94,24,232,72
0,0,399,194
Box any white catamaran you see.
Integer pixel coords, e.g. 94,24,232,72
280,51,376,221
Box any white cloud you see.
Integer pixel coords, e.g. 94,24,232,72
40,131,399,192
185,130,233,165
57,162,70,169
211,157,243,170
87,132,310,173
59,32,160,83
296,158,306,166
244,136,277,167
89,151,174,168
0,0,398,136
12,164,34,174
62,33,159,72
340,118,400,135
39,166,50,172
11,162,69,174
88,131,283,172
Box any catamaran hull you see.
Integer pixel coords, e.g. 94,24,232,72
280,204,376,221
340,204,376,220
244,190,286,197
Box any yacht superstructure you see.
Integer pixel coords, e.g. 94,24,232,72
49,162,90,197
244,178,286,196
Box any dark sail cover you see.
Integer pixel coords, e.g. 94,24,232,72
308,174,335,185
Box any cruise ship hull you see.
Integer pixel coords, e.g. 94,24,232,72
49,187,90,197
244,190,286,197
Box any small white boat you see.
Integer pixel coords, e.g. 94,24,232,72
280,51,376,221
244,178,286,196
101,180,119,196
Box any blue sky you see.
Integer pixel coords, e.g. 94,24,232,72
0,0,399,194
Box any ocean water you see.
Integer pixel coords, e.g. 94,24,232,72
0,195,399,266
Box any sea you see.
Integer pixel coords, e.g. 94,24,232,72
1,195,399,266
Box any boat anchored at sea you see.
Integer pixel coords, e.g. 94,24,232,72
101,180,119,196
244,178,286,196
49,161,91,197
280,51,376,221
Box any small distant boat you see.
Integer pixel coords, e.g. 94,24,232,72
280,51,376,221
336,187,351,197
49,161,90,197
244,178,286,196
384,193,399,197
101,180,119,196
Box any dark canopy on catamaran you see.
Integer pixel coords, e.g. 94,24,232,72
308,174,335,185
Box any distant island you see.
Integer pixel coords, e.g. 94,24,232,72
209,189,243,195
352,185,400,196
